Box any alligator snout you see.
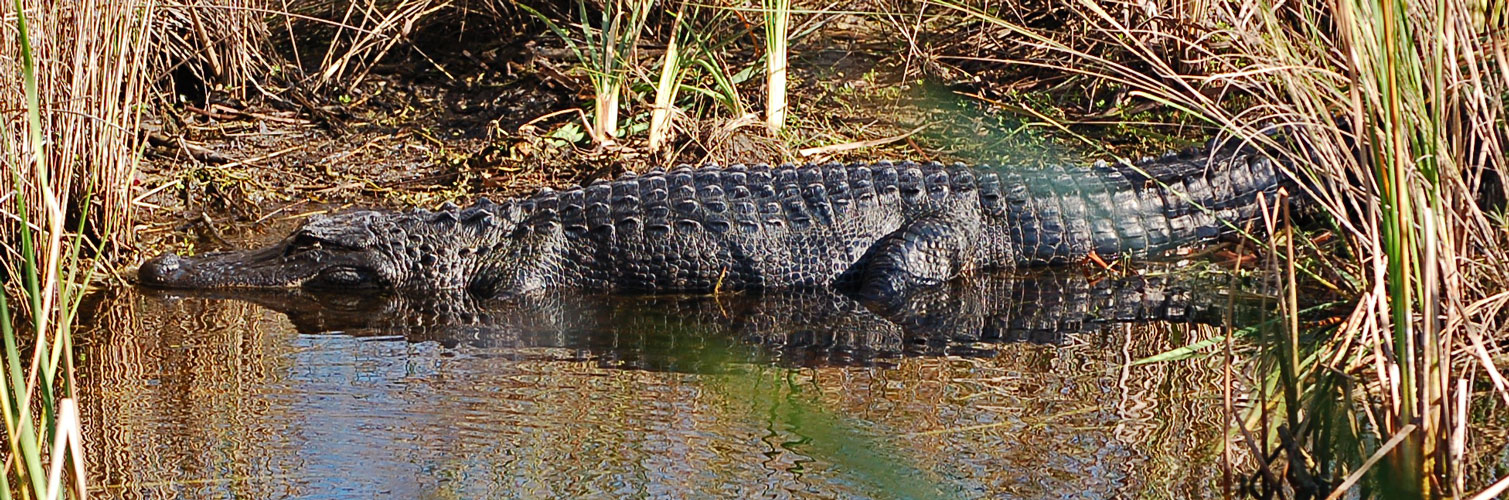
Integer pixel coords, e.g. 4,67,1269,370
137,245,357,289
138,253,191,287
138,251,260,288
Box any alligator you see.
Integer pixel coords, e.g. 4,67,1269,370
138,270,1258,368
138,140,1290,300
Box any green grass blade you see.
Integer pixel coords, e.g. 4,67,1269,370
0,292,47,496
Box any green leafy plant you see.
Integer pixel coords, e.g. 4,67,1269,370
522,0,656,145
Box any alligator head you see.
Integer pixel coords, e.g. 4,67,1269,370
139,201,524,291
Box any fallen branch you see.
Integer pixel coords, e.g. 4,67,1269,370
191,104,314,125
144,131,233,164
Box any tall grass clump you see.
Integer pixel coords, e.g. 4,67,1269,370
3,0,161,258
927,0,1506,494
522,0,655,145
154,0,271,98
301,0,446,91
647,3,753,154
762,0,790,133
1304,0,1508,493
2,0,164,496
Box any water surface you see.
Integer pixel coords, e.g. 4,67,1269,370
79,271,1254,498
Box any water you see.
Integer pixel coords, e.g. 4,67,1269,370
78,271,1255,498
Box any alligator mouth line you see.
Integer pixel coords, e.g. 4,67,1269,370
138,244,324,289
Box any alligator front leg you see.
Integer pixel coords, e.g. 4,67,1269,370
847,217,978,302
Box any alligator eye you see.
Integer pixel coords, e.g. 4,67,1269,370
284,234,324,257
307,266,378,289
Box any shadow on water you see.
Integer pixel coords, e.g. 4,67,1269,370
77,269,1272,498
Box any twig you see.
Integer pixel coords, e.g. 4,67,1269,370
196,213,230,247
130,179,181,208
196,104,313,125
281,209,338,223
1323,424,1417,500
252,200,309,225
1224,219,1255,499
905,137,930,160
1230,412,1288,500
1469,473,1509,500
286,83,347,135
797,123,930,157
213,144,306,169
183,105,238,121
310,181,366,194
518,108,583,133
1454,377,1469,493
323,132,403,165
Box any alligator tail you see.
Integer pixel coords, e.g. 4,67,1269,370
990,141,1291,266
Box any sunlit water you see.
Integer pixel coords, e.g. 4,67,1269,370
78,272,1253,499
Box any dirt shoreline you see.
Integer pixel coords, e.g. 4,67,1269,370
131,25,1209,266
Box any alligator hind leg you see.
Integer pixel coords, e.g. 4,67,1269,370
846,218,975,302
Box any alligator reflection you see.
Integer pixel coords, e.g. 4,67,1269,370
141,270,1250,368
84,269,1261,498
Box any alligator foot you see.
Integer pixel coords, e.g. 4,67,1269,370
848,217,975,304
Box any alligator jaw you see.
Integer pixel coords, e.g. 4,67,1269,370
138,243,325,289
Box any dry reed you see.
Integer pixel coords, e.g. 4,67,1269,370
917,0,1509,494
0,1,269,496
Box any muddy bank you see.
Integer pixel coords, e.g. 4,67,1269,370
130,21,1204,261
